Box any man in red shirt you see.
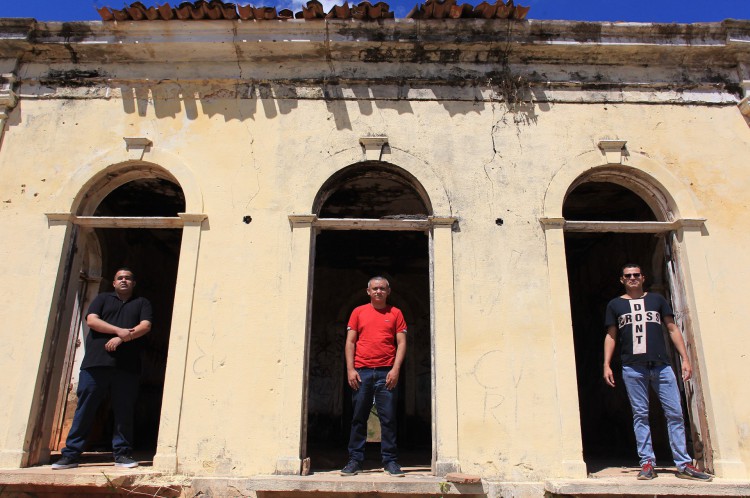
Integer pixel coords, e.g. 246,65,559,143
341,276,407,477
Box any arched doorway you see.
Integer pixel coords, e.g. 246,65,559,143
304,162,433,472
31,171,185,466
563,177,708,472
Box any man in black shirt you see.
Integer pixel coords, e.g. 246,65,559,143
603,263,711,481
52,268,152,470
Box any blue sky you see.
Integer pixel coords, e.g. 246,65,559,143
1,0,748,23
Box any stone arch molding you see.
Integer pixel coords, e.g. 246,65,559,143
293,145,452,217
543,149,701,221
58,147,203,215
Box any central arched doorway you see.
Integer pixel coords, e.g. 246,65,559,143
562,175,709,473
303,162,433,472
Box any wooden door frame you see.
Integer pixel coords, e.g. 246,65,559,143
559,219,711,470
278,215,460,476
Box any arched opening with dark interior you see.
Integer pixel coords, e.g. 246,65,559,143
563,180,696,472
305,162,432,472
315,162,431,219
39,176,185,466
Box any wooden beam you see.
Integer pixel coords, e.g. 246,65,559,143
563,221,678,233
73,216,184,228
314,218,431,231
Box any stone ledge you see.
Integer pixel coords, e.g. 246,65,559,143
191,473,489,495
1,468,749,497
545,477,750,496
0,467,184,496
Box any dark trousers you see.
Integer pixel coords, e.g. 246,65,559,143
61,367,139,458
348,367,398,464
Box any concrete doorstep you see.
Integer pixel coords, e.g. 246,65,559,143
0,463,749,497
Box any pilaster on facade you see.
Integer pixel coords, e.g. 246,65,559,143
429,216,461,476
275,214,316,475
539,219,588,478
153,213,208,473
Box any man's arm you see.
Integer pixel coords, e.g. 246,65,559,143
87,314,134,340
345,328,361,390
664,315,692,381
93,317,151,352
603,325,617,387
385,332,407,390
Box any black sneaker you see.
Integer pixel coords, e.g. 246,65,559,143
340,460,361,476
677,464,713,482
637,460,657,480
384,461,405,477
51,455,79,470
114,455,139,468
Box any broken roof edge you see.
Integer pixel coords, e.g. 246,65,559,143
3,18,749,44
94,0,529,22
1,18,748,69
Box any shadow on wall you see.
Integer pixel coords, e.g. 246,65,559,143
115,83,543,129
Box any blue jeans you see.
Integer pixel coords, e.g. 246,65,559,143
348,367,398,464
61,367,140,459
621,364,692,469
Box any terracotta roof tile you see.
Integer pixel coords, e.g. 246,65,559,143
96,6,115,21
97,0,527,21
408,0,528,20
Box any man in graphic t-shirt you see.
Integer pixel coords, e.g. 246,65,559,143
341,276,407,477
603,263,711,481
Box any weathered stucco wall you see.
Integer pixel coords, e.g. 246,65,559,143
0,17,749,481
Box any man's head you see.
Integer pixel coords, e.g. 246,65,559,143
620,263,645,291
366,276,391,309
112,267,136,296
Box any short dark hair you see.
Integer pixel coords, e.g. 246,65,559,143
368,276,390,288
114,267,136,280
620,262,642,275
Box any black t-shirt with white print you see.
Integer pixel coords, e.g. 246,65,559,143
605,292,673,366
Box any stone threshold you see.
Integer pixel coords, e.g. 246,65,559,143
1,466,749,497
546,477,750,497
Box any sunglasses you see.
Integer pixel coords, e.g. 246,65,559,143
623,273,642,279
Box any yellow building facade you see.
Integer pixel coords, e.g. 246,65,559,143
0,13,749,494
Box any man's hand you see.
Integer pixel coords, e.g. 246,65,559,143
105,337,124,352
664,317,693,382
347,369,361,390
115,327,134,340
603,364,615,387
603,326,617,387
681,358,693,381
385,367,400,390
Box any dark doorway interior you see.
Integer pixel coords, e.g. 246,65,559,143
563,181,693,471
306,230,431,471
87,227,181,453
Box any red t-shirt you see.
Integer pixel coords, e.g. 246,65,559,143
348,303,407,368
